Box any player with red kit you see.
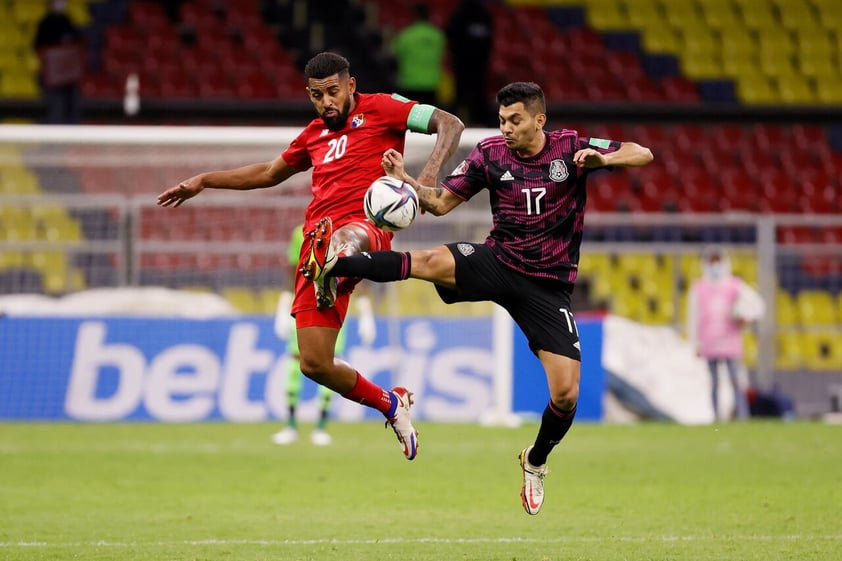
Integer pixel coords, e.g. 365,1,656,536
157,52,464,460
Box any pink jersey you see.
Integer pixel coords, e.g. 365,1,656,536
689,276,744,359
282,92,416,232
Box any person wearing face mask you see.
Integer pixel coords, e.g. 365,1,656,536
687,246,765,422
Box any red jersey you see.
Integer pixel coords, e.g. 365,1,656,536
282,92,417,231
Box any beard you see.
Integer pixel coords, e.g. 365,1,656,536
321,99,351,131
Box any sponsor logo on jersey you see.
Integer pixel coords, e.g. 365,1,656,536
500,170,514,181
549,159,569,182
457,243,475,256
351,113,366,128
451,160,468,176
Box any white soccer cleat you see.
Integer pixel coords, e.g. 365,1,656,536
271,427,299,445
310,429,333,446
386,387,419,460
519,446,548,515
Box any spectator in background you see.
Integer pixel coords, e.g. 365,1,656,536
392,4,446,106
272,225,376,446
33,0,84,124
445,0,493,125
687,246,765,422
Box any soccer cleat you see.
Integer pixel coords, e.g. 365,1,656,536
301,217,338,309
302,217,337,282
271,427,299,445
310,429,332,446
386,387,419,460
519,446,548,515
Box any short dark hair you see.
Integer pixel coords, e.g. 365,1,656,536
304,52,350,80
496,82,546,114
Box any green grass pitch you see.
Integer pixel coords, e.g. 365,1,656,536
1,421,839,561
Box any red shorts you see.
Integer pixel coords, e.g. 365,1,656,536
292,219,392,329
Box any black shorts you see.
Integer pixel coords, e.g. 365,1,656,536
435,242,581,360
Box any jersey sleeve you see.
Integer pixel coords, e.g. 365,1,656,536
379,93,417,131
440,145,487,201
280,128,314,171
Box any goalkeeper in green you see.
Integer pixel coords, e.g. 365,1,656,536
272,225,376,446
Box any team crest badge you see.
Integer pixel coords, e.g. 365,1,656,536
351,113,365,128
457,243,475,256
549,159,568,182
451,160,468,176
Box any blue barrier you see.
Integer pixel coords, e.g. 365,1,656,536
0,315,604,422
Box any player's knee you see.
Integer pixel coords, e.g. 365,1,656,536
550,386,579,411
298,352,332,383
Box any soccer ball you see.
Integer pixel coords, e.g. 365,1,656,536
363,176,419,232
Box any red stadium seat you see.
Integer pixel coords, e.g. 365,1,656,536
627,77,666,102
127,1,171,31
81,73,121,98
661,76,701,103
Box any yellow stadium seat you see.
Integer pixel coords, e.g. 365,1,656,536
736,76,779,104
758,55,799,79
755,30,796,56
775,291,798,327
700,3,743,30
719,32,757,56
222,287,261,314
814,77,842,104
739,3,779,30
730,255,757,285
796,290,837,325
0,250,26,269
0,70,40,99
775,0,819,30
587,4,631,31
680,28,719,55
799,56,839,79
774,332,803,370
625,1,666,31
258,288,283,315
682,54,724,79
0,166,40,193
800,331,842,370
794,29,834,56
641,28,681,53
662,2,702,29
776,78,816,104
743,331,757,368
11,2,48,26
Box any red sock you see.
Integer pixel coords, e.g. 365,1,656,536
343,372,394,415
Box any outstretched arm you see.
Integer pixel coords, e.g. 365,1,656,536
157,154,299,208
382,149,463,216
413,108,465,213
574,141,654,169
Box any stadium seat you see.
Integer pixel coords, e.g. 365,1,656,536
795,290,837,325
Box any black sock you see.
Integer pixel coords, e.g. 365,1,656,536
528,401,577,466
328,251,411,282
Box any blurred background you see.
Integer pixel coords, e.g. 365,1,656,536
0,0,841,420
